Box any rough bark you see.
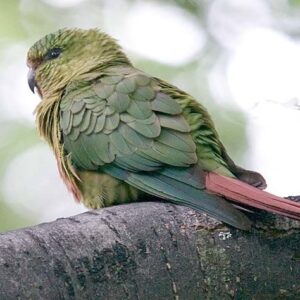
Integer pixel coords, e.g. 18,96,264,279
0,202,299,300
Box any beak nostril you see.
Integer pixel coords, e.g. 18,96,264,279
27,69,36,93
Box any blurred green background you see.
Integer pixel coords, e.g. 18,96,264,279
1,0,300,232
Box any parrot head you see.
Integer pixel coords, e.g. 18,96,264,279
27,28,130,98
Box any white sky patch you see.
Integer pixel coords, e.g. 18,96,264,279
41,0,86,8
207,0,271,49
120,2,205,66
3,145,87,222
248,102,300,196
227,28,300,110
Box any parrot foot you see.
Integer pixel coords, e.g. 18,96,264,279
233,167,267,190
223,153,267,190
285,195,300,202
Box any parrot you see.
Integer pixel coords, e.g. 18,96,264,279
26,28,300,230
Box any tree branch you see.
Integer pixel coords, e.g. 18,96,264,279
0,202,299,299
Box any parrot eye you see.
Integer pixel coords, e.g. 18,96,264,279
45,47,62,60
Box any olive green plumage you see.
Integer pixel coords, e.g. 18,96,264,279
27,28,254,229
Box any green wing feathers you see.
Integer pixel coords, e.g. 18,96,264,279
60,67,197,169
157,79,235,177
60,66,250,229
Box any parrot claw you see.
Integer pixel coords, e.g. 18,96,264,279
251,180,267,190
285,195,300,202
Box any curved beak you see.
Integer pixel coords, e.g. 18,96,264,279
27,69,36,93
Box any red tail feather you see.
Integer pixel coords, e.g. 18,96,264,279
205,172,300,220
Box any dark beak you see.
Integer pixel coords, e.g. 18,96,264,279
27,69,36,93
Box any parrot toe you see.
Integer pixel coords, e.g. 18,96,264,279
285,195,300,202
233,168,267,190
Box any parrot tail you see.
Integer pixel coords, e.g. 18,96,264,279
205,172,300,221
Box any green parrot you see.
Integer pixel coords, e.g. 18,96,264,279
27,29,300,230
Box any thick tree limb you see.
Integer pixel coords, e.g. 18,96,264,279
0,202,299,299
